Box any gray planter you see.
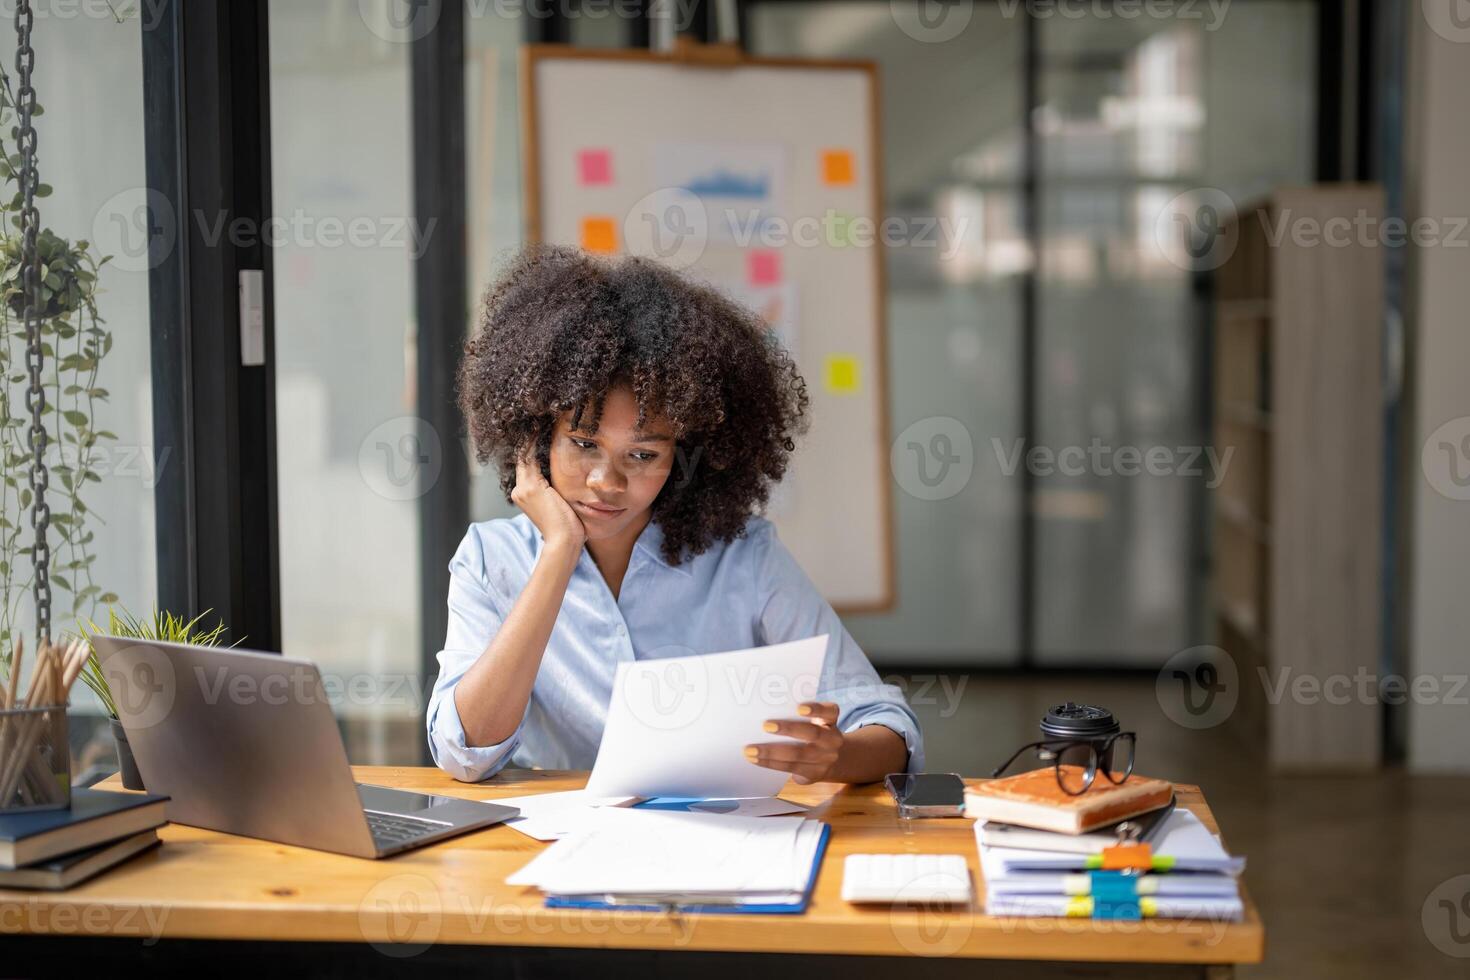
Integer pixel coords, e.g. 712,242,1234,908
109,717,144,791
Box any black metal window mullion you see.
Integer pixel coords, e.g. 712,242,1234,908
141,0,280,651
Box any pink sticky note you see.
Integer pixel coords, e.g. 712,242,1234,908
578,149,612,186
747,249,781,285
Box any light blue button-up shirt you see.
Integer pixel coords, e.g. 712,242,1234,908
427,514,924,782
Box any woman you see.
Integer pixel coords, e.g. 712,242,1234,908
427,245,922,785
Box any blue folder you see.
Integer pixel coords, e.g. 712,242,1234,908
542,822,831,915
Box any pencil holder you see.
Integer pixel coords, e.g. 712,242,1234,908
0,703,70,813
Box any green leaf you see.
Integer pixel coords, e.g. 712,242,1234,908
62,409,86,426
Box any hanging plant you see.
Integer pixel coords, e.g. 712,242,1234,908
0,69,119,670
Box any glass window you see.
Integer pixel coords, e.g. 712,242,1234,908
268,1,420,761
1031,4,1316,664
2,10,156,758
749,1,1027,665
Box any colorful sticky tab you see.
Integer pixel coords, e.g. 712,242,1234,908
1088,871,1139,903
747,249,781,285
1100,842,1154,871
821,149,856,186
580,216,617,254
578,148,612,186
824,354,861,395
1094,900,1143,921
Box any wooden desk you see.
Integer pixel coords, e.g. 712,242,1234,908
1,769,1262,977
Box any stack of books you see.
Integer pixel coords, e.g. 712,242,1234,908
966,768,1244,922
508,806,828,914
0,787,168,890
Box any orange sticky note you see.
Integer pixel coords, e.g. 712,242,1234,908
1100,843,1153,871
824,354,861,394
580,216,617,254
821,149,855,186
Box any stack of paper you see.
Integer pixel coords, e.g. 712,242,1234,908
978,809,1246,921
509,807,828,913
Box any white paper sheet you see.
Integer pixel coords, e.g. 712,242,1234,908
508,808,819,895
687,797,807,817
583,635,828,799
493,790,637,842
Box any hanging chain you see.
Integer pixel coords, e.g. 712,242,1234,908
15,0,49,645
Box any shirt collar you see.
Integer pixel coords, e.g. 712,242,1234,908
633,518,692,576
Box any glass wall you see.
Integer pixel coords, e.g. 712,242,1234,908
4,9,156,756
268,1,421,760
751,1,1316,667
1031,4,1315,664
750,1,1026,665
467,2,529,524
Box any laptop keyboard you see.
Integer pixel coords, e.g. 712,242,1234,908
364,810,452,849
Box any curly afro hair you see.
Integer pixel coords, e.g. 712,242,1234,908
458,244,809,565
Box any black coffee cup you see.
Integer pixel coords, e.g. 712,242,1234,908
1040,702,1120,742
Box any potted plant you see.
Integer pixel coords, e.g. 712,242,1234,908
78,607,231,791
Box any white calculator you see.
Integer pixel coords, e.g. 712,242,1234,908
841,853,973,904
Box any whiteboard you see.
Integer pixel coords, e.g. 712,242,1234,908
522,45,893,612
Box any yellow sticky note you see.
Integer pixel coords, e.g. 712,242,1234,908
580,216,617,254
821,149,855,186
824,354,861,394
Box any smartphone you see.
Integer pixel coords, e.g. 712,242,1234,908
884,772,966,818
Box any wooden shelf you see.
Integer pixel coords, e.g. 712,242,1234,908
1210,185,1384,771
1217,298,1272,320
1216,595,1263,650
1219,402,1272,430
1216,495,1270,543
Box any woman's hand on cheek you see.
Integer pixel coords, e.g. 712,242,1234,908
745,701,843,785
512,451,587,552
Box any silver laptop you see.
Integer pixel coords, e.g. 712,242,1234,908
94,638,518,859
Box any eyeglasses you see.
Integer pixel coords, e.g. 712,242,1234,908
989,732,1137,796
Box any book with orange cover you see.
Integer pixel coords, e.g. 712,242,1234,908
963,767,1174,835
